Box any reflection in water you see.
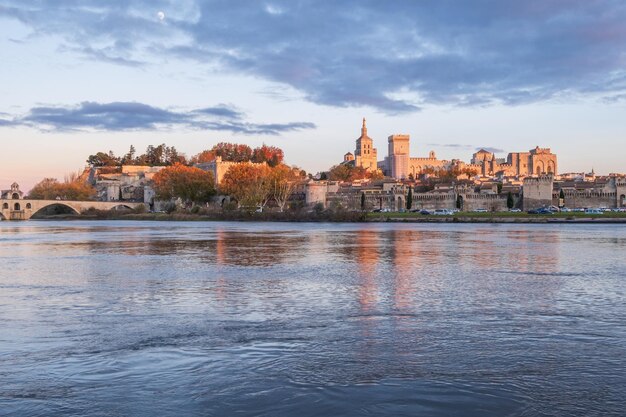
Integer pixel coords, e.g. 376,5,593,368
0,221,625,417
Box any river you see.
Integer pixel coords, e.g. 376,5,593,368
1,221,625,416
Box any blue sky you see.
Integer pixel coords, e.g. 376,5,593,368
1,0,625,189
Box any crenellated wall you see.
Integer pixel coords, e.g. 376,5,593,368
523,175,554,210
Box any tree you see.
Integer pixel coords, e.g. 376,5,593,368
406,187,413,210
121,145,136,165
212,142,253,162
328,164,369,182
361,192,366,211
152,163,216,205
507,191,514,209
28,175,96,201
86,151,120,167
462,167,478,179
269,164,302,212
28,178,61,200
190,150,216,165
220,164,272,209
252,144,284,167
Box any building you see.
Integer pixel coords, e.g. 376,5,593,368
387,134,410,179
523,175,626,210
93,165,163,204
353,118,378,172
1,182,24,200
343,118,558,180
304,179,513,212
195,156,267,186
472,147,558,177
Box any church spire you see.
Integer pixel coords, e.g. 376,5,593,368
361,117,367,136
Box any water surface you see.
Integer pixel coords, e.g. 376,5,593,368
1,221,625,416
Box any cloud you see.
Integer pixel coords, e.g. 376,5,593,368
476,147,504,154
2,1,626,113
8,101,316,135
193,105,244,119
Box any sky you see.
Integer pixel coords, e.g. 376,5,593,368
1,0,626,190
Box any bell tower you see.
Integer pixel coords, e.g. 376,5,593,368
354,118,378,172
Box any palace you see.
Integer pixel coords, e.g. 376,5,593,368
342,119,558,180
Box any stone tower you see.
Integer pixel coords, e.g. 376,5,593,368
523,175,554,210
354,118,378,172
388,134,410,179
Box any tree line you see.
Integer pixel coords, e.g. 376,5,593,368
87,142,284,168
151,162,304,211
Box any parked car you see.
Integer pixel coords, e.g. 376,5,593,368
473,208,488,213
560,207,572,212
528,207,552,214
585,208,604,215
419,209,432,215
433,209,453,215
509,208,522,213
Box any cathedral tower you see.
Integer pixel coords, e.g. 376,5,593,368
354,118,378,172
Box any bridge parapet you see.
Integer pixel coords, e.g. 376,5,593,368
0,198,145,220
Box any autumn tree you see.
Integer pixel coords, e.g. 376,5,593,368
28,175,96,201
462,167,479,179
328,164,370,182
152,163,216,205
211,142,253,162
220,164,272,209
189,150,216,165
252,144,284,167
269,164,303,212
28,178,61,200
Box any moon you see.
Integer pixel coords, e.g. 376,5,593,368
157,11,165,21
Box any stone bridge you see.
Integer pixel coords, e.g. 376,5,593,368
1,182,145,220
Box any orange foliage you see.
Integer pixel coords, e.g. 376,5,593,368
220,164,272,208
28,176,97,201
152,163,216,204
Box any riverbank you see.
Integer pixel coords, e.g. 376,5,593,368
28,209,626,223
368,211,626,223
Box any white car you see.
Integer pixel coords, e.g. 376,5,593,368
585,208,604,215
509,208,522,213
433,209,453,215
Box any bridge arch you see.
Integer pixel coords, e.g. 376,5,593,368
110,204,134,211
14,202,20,211
30,202,81,219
